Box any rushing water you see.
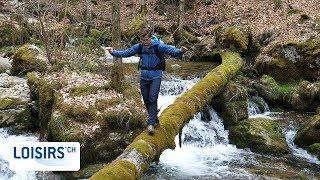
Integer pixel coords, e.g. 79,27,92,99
1,77,320,179
0,128,38,180
142,80,320,179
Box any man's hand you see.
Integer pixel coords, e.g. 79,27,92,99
180,46,188,53
106,47,114,54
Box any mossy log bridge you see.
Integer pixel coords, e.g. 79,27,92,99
90,51,244,180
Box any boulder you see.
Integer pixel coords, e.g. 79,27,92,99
252,75,294,106
291,81,320,112
229,117,289,154
27,70,147,168
12,44,48,76
0,73,37,129
210,81,248,128
255,37,320,82
294,115,320,148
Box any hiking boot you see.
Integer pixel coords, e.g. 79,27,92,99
147,125,155,135
154,122,160,128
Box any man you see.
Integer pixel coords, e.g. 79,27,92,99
107,27,187,135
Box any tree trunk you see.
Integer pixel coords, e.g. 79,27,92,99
90,51,244,179
178,0,185,31
110,0,124,92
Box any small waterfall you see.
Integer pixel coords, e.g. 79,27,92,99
248,97,273,118
284,124,320,165
158,77,199,114
0,128,38,179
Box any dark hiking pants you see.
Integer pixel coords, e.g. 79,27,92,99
140,78,161,126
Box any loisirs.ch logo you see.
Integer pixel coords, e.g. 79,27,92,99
0,142,80,171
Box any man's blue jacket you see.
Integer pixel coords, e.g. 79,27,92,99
111,39,183,80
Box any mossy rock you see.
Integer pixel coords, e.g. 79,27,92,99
222,100,248,128
0,108,39,130
0,22,19,46
294,115,320,148
229,117,289,154
255,37,320,82
216,26,248,52
210,81,248,113
290,80,320,112
12,44,48,76
253,75,294,106
0,97,26,110
307,143,320,160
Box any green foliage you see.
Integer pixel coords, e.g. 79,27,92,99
12,44,47,76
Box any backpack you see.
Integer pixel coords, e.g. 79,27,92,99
137,39,166,71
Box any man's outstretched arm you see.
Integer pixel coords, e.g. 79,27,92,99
159,44,188,59
107,44,140,57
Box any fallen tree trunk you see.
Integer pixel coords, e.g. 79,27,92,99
90,51,244,180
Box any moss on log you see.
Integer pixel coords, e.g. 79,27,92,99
90,51,244,179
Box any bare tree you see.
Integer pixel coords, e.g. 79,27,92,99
110,0,124,92
178,0,185,31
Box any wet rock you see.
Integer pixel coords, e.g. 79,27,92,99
12,44,48,76
210,81,248,128
252,75,294,106
294,115,320,148
229,117,289,154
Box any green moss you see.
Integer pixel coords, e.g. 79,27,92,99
170,25,201,45
61,104,97,123
308,143,320,158
70,84,99,97
217,26,248,52
261,75,294,99
0,22,21,47
229,118,289,154
123,14,146,39
15,108,39,129
0,97,26,110
12,44,47,76
298,36,320,56
89,28,112,44
91,51,244,179
90,160,137,180
222,100,248,128
0,98,15,110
